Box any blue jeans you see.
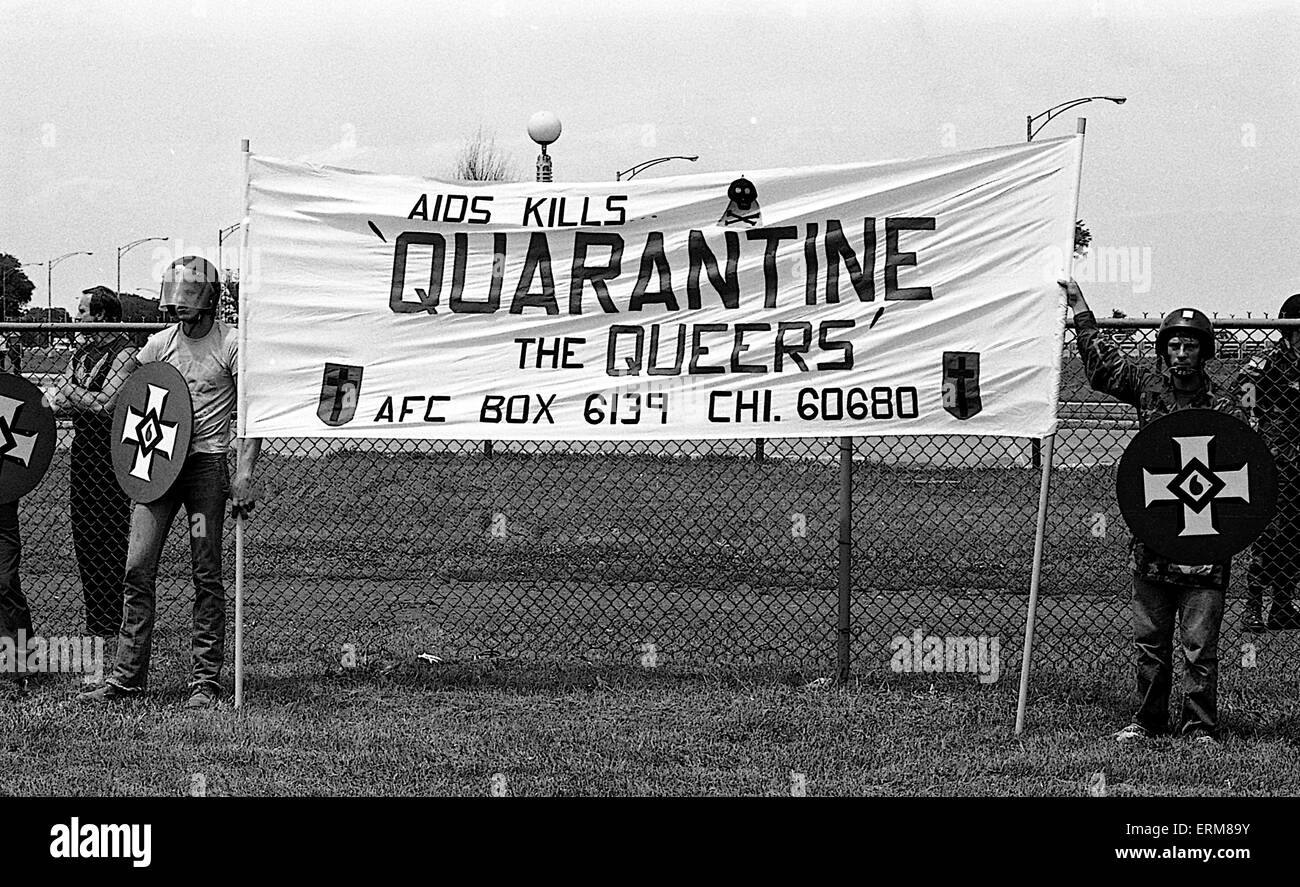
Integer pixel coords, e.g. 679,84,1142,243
109,453,229,691
72,422,131,636
1132,575,1225,736
0,500,32,675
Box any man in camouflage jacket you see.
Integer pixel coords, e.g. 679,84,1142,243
1062,279,1244,744
1232,293,1300,632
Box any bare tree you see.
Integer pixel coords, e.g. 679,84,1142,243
453,127,516,182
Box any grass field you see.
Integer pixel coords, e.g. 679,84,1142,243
9,334,1299,796
5,656,1298,796
10,443,1300,797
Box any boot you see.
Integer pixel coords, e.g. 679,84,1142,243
1242,586,1267,633
1267,586,1300,630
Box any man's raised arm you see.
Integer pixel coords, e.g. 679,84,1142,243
1060,278,1147,407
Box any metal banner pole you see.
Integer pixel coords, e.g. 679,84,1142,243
1016,118,1087,734
1016,432,1056,733
235,137,250,709
836,435,853,683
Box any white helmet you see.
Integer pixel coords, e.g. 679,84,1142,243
160,256,219,312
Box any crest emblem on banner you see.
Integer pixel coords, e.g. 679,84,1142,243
0,373,56,504
112,362,194,503
318,363,364,426
1116,409,1277,564
942,351,982,420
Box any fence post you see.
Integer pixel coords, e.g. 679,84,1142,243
836,435,853,684
755,437,765,461
1031,438,1041,469
483,440,493,459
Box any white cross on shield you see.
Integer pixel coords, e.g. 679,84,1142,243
1116,409,1277,564
1141,435,1250,536
121,384,180,481
0,395,40,467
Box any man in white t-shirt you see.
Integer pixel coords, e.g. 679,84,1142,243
80,256,260,709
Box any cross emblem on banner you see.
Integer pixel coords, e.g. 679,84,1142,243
0,395,40,468
121,384,179,481
950,355,977,414
1142,435,1250,536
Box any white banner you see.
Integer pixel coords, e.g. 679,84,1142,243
240,137,1079,440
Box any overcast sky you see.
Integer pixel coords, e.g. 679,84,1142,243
2,0,1297,317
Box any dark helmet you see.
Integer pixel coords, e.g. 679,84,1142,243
1279,293,1300,320
1156,307,1215,370
728,177,757,208
159,255,220,313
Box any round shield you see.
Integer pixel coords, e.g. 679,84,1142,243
1117,409,1278,564
111,362,193,503
0,373,57,504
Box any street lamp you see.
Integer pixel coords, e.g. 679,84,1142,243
49,250,94,314
218,223,240,274
117,236,168,295
528,111,562,183
616,155,700,181
1027,95,1126,141
1,262,42,322
47,251,93,347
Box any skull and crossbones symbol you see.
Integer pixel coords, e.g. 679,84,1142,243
717,177,762,228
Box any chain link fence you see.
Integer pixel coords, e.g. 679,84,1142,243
11,319,1300,682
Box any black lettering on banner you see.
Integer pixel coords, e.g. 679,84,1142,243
822,387,844,420
444,194,468,224
746,227,798,308
816,319,855,370
374,397,395,422
731,323,771,374
686,230,740,309
897,387,919,418
506,395,529,422
399,396,423,421
408,193,428,220
556,197,580,228
569,232,623,314
708,391,729,422
648,324,686,376
470,195,493,224
803,222,819,305
510,233,559,314
885,217,936,300
825,219,875,303
424,395,449,422
775,322,813,372
871,386,894,419
389,231,444,314
479,394,562,424
449,232,468,304
605,195,628,225
534,394,556,423
629,232,679,311
607,325,644,376
561,338,584,368
848,387,868,419
452,232,505,313
690,323,727,374
523,197,546,227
